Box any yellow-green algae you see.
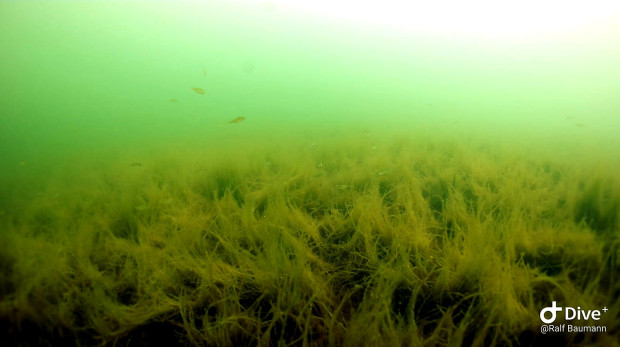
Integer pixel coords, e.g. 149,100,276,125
0,132,618,346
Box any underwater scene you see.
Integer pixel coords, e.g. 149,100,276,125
1,1,620,346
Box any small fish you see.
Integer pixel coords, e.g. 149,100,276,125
192,87,205,95
169,98,178,102
228,117,245,124
203,70,208,76
130,162,143,167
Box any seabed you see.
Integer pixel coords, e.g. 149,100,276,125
1,132,619,346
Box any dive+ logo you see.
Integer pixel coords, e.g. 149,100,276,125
540,301,608,324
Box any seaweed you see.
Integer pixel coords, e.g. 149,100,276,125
1,134,618,346
574,179,620,234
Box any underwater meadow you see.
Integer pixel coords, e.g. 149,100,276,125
1,129,619,346
2,1,620,346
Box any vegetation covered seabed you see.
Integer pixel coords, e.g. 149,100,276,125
1,130,619,346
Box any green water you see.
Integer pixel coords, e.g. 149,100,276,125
1,1,620,345
2,1,619,167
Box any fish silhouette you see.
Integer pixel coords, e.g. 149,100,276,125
228,117,246,124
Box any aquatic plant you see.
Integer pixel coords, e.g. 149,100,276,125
0,132,618,346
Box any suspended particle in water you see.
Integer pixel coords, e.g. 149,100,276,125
242,62,255,73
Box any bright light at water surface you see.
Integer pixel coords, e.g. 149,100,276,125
242,0,620,38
